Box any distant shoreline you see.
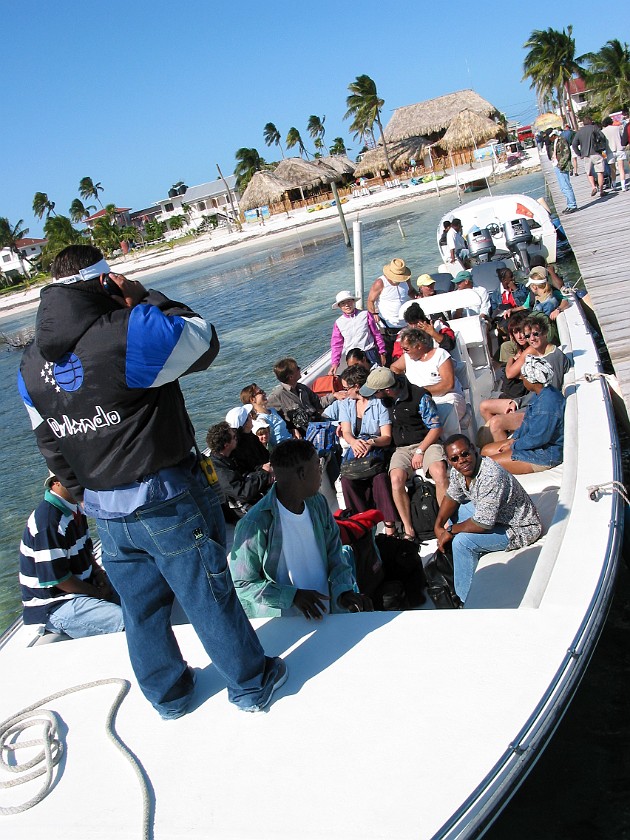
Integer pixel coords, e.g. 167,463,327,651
0,155,541,320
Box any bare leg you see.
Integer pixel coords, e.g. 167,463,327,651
427,460,449,504
390,468,414,537
480,397,518,423
488,450,536,475
487,410,525,442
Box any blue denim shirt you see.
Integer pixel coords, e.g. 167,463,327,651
337,397,391,436
512,385,565,467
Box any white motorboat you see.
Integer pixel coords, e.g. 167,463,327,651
0,197,622,840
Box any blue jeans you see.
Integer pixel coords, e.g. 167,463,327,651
452,502,509,603
46,595,124,638
97,481,271,718
554,168,577,209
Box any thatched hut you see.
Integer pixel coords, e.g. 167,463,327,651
274,157,336,188
384,89,501,142
437,109,504,153
354,136,430,177
238,170,296,212
313,155,356,177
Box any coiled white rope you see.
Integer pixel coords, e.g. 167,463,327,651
0,678,152,839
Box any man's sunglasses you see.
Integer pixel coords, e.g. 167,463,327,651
448,450,472,463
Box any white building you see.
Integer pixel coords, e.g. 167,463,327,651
0,237,47,278
155,176,240,239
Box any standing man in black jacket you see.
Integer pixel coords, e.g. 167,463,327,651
18,245,287,718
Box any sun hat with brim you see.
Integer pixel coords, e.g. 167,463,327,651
521,356,554,387
526,266,548,287
417,274,436,287
359,367,396,397
452,270,472,285
383,258,411,284
44,472,57,489
226,405,253,428
252,418,270,433
332,290,358,309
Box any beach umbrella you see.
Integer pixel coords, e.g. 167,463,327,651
533,112,564,131
437,109,503,153
238,170,295,212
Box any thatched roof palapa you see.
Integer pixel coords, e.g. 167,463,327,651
238,170,295,211
274,157,336,188
437,109,504,153
313,155,356,176
353,136,430,177
384,89,500,141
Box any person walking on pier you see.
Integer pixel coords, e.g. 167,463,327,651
549,129,578,214
572,116,608,198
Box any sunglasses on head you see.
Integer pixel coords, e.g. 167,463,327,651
448,449,472,463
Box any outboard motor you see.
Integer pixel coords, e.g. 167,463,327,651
503,218,533,272
466,227,496,263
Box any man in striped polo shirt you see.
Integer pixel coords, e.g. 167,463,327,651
19,475,124,638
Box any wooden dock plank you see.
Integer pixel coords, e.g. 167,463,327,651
541,155,630,417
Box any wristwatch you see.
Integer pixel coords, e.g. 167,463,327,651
415,448,424,455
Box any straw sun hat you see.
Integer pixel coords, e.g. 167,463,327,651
383,258,411,284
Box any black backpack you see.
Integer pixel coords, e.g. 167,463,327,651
409,476,439,541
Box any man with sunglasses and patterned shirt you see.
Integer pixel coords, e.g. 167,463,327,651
435,434,541,605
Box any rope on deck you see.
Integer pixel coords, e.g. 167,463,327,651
0,678,152,839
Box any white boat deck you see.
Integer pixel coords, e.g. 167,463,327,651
0,287,621,840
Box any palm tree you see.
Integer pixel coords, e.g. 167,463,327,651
69,198,96,223
522,27,583,128
32,192,56,220
263,122,285,158
168,214,187,232
286,127,309,159
307,115,327,153
580,39,630,113
0,217,31,275
234,147,265,192
329,137,347,155
344,74,394,176
41,215,85,267
79,177,105,208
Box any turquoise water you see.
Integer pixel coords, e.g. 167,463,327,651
0,172,548,630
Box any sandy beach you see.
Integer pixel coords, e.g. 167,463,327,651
0,151,541,319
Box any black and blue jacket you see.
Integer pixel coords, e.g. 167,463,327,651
19,279,219,500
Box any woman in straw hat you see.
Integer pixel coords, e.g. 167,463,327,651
367,258,418,363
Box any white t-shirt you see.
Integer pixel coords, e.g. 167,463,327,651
276,501,329,608
446,227,466,254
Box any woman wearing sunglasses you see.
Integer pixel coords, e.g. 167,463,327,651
480,317,570,443
481,356,565,475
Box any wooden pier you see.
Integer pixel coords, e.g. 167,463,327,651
540,154,630,417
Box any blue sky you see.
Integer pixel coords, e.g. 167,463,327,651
1,1,621,237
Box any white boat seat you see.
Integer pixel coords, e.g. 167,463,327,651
464,465,563,610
